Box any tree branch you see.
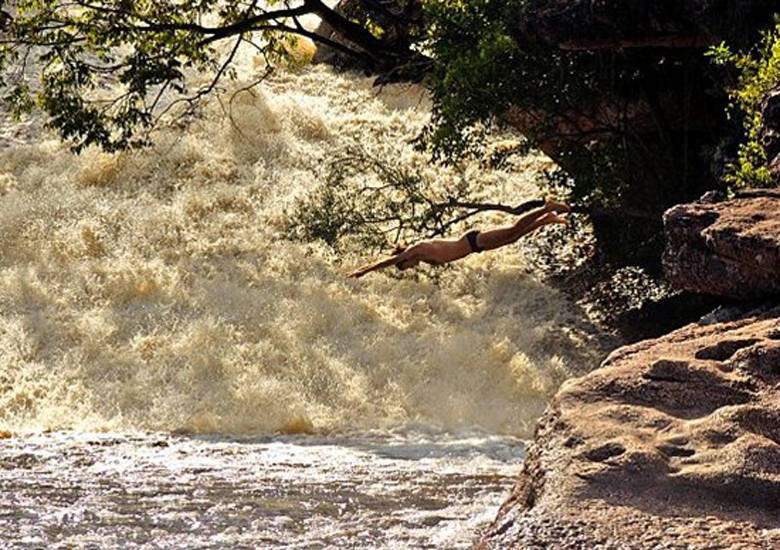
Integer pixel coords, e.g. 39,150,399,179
441,198,546,215
303,0,400,65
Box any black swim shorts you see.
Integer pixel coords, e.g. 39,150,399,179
465,230,484,253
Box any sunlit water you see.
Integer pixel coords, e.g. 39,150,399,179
0,428,523,548
0,44,611,546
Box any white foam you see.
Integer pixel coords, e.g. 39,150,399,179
0,64,606,437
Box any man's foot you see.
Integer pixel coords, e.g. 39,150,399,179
544,198,571,213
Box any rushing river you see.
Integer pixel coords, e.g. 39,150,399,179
0,48,609,546
0,429,524,547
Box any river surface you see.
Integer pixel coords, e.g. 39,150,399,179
0,44,609,547
0,429,523,548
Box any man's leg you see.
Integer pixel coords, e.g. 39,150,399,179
495,199,570,241
476,199,569,250
477,211,567,251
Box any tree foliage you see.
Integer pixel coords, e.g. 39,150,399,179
287,145,550,252
709,20,780,188
3,0,774,270
419,0,660,213
420,0,582,160
0,0,420,151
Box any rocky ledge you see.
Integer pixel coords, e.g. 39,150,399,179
480,303,780,548
481,189,780,547
663,189,780,300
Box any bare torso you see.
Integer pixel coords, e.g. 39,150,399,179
401,237,472,267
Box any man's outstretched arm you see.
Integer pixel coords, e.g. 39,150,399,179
348,254,405,278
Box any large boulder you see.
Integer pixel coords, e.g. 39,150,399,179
481,303,780,548
663,190,780,300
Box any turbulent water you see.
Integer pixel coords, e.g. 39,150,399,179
0,429,525,547
0,48,610,546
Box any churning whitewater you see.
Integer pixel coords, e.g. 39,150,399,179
0,61,605,437
0,52,610,546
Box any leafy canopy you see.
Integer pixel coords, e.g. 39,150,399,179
287,145,544,251
709,20,780,188
0,0,404,151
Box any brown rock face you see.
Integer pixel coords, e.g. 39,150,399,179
663,190,780,300
521,0,777,49
482,304,780,548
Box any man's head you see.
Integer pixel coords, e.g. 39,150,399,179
396,258,419,270
391,243,418,270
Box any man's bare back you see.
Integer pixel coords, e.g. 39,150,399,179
348,199,570,278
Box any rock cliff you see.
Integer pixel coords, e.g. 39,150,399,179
480,185,780,547
481,302,780,548
519,0,776,49
663,189,780,300
504,1,776,266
